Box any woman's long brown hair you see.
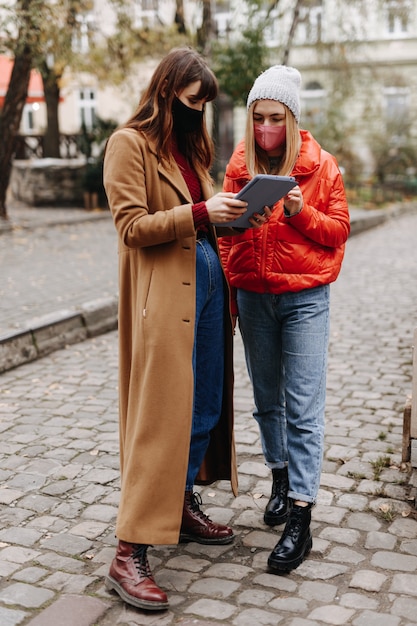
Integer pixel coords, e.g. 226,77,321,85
124,47,218,181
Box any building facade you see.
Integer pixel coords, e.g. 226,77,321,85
2,0,416,182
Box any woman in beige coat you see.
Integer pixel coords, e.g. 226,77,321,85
103,48,253,611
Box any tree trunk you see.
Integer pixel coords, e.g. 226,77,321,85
0,0,37,220
282,0,303,65
174,0,186,34
41,63,62,158
197,0,213,55
0,54,32,219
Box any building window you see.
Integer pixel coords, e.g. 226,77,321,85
21,103,36,133
386,0,410,35
134,0,161,27
79,88,97,130
72,13,94,54
301,81,326,126
384,87,409,125
297,0,322,44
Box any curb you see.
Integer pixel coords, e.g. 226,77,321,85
0,297,118,373
1,203,416,374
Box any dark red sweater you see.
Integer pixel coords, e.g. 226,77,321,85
171,143,209,230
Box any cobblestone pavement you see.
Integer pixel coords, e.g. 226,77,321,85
1,207,417,625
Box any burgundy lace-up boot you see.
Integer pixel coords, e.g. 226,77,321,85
105,541,168,610
180,491,234,545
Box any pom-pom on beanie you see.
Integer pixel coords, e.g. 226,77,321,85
247,65,301,123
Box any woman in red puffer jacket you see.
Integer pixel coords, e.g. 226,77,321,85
219,65,350,575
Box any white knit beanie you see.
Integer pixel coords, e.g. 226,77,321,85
247,65,301,123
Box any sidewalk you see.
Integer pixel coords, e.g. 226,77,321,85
0,200,414,374
1,202,417,625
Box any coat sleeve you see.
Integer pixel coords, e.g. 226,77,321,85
286,157,350,248
103,130,195,248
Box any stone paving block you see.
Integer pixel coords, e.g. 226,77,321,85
0,606,28,626
237,588,275,606
35,553,86,573
391,596,417,622
233,607,284,625
165,555,210,572
241,530,277,550
307,604,355,624
319,527,360,546
183,598,236,620
365,530,397,550
0,562,21,577
349,569,387,592
298,581,338,603
0,488,25,504
326,546,366,564
371,550,417,572
157,568,196,592
297,560,348,580
0,546,41,564
39,571,96,594
399,538,417,556
269,596,309,613
69,520,109,539
12,567,49,584
352,609,401,626
202,563,253,580
390,573,417,596
0,582,54,608
338,592,379,610
253,572,297,592
81,504,118,523
345,512,382,531
40,532,92,555
189,577,241,598
25,594,110,626
0,528,43,546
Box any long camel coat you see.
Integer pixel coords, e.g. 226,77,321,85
103,128,238,545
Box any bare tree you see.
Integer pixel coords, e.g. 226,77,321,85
175,0,187,34
282,0,303,64
0,0,41,220
197,0,214,54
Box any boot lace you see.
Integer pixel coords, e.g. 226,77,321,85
131,544,153,578
286,514,303,541
189,492,211,522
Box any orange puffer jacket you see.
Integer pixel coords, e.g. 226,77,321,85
219,130,350,314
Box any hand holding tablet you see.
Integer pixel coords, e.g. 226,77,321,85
217,174,298,229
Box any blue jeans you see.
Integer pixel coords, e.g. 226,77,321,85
237,285,330,503
186,238,225,490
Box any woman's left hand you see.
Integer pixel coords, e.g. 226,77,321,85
283,185,303,216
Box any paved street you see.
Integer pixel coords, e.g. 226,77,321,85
1,206,417,625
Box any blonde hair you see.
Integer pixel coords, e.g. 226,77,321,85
244,103,301,177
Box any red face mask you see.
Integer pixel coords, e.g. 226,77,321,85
254,124,286,152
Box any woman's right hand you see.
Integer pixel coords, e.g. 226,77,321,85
206,192,248,224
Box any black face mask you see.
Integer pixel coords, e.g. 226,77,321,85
172,96,204,134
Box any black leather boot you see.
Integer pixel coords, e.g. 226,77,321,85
267,502,313,573
264,466,289,526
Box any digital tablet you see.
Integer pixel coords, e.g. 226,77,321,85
217,174,297,229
